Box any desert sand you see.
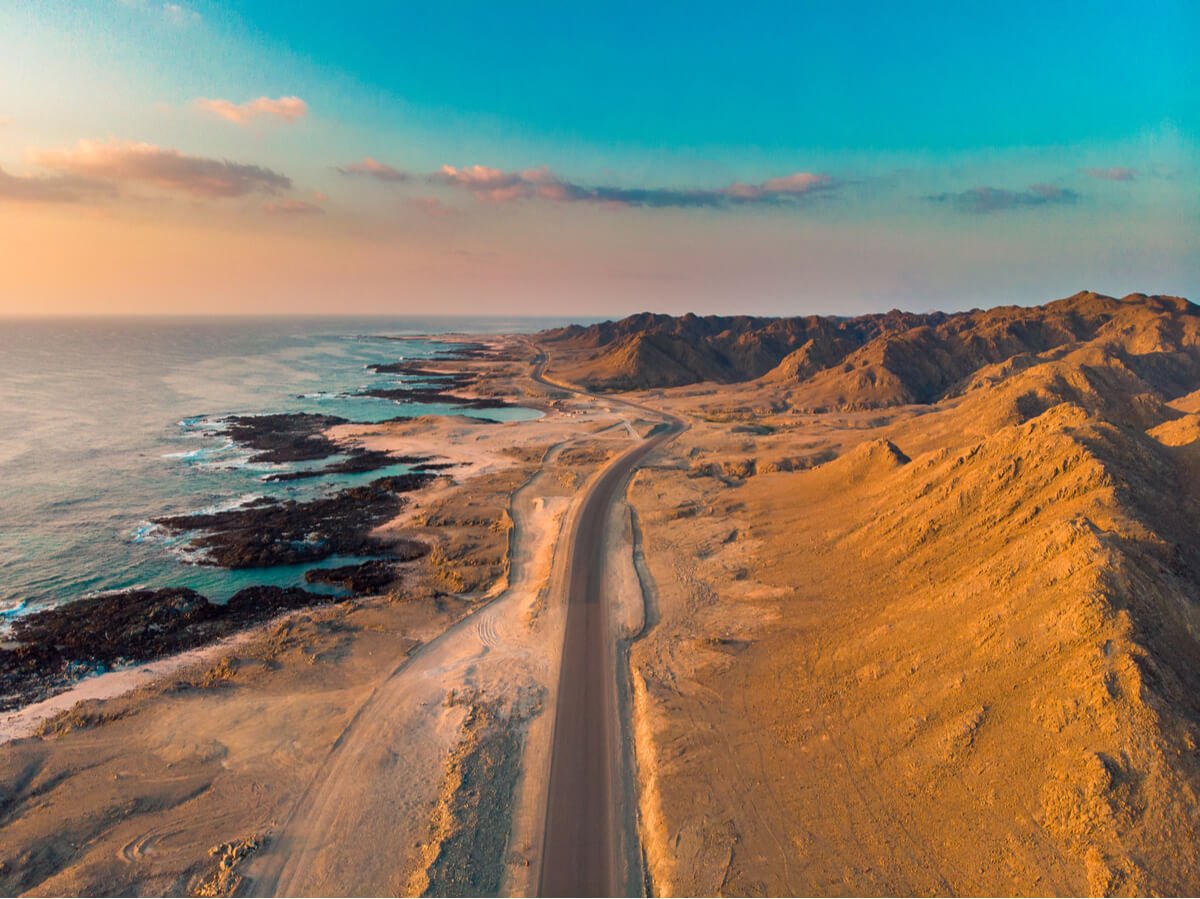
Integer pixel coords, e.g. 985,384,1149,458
569,292,1200,896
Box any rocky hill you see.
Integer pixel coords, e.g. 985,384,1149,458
607,289,1200,895
541,292,1200,410
541,309,931,389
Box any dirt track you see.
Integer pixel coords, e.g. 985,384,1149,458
246,430,581,896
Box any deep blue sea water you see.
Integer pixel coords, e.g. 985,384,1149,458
0,316,568,621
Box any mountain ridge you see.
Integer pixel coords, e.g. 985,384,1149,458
541,292,1200,408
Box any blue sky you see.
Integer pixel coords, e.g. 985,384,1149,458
214,0,1197,152
0,0,1196,315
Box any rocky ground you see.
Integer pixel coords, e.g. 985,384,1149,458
604,292,1200,896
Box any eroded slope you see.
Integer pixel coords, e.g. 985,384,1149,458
622,292,1200,896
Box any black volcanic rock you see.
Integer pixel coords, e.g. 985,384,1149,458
223,585,336,623
154,473,437,569
368,472,442,494
363,350,513,409
264,449,435,482
10,588,218,661
368,363,476,388
361,385,514,409
223,412,349,463
0,584,337,712
305,560,402,595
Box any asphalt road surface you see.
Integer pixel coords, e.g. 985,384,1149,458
532,352,682,897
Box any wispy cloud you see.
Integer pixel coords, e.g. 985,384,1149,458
1082,166,1136,181
349,163,838,208
411,196,457,218
195,96,309,125
0,166,115,204
337,157,409,182
724,172,831,201
928,183,1079,214
162,2,200,24
29,139,291,198
431,164,837,207
120,0,200,25
264,198,324,216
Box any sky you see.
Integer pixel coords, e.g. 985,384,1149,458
0,0,1197,317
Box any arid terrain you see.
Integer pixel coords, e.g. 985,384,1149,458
3,291,1200,897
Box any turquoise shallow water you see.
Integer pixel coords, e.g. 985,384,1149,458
0,316,567,618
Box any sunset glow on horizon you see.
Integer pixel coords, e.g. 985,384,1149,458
1,0,1197,317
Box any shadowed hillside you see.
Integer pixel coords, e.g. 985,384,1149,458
542,292,1200,408
541,309,930,389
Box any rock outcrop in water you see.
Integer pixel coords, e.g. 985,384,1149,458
154,473,438,568
223,412,350,463
263,449,435,482
360,360,516,410
221,412,439,480
360,384,515,410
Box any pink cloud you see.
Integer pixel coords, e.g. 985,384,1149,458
29,139,290,198
264,198,324,216
411,196,457,218
432,165,530,202
760,172,830,194
335,159,839,208
724,172,831,201
195,96,308,124
0,166,115,204
1082,166,1136,181
429,164,835,207
338,157,409,182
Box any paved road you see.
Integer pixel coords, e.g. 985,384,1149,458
531,352,682,897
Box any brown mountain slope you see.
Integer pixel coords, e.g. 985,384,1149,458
779,292,1200,413
542,310,927,390
612,291,1200,895
543,292,1200,408
630,406,1200,895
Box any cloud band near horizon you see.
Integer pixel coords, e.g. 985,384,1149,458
26,139,291,199
927,183,1080,214
339,160,837,208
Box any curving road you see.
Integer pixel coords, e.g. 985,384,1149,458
531,351,683,897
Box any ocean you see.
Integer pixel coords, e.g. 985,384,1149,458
0,316,567,621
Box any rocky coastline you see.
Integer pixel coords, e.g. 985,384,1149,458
0,585,335,712
153,473,436,568
2,340,517,720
